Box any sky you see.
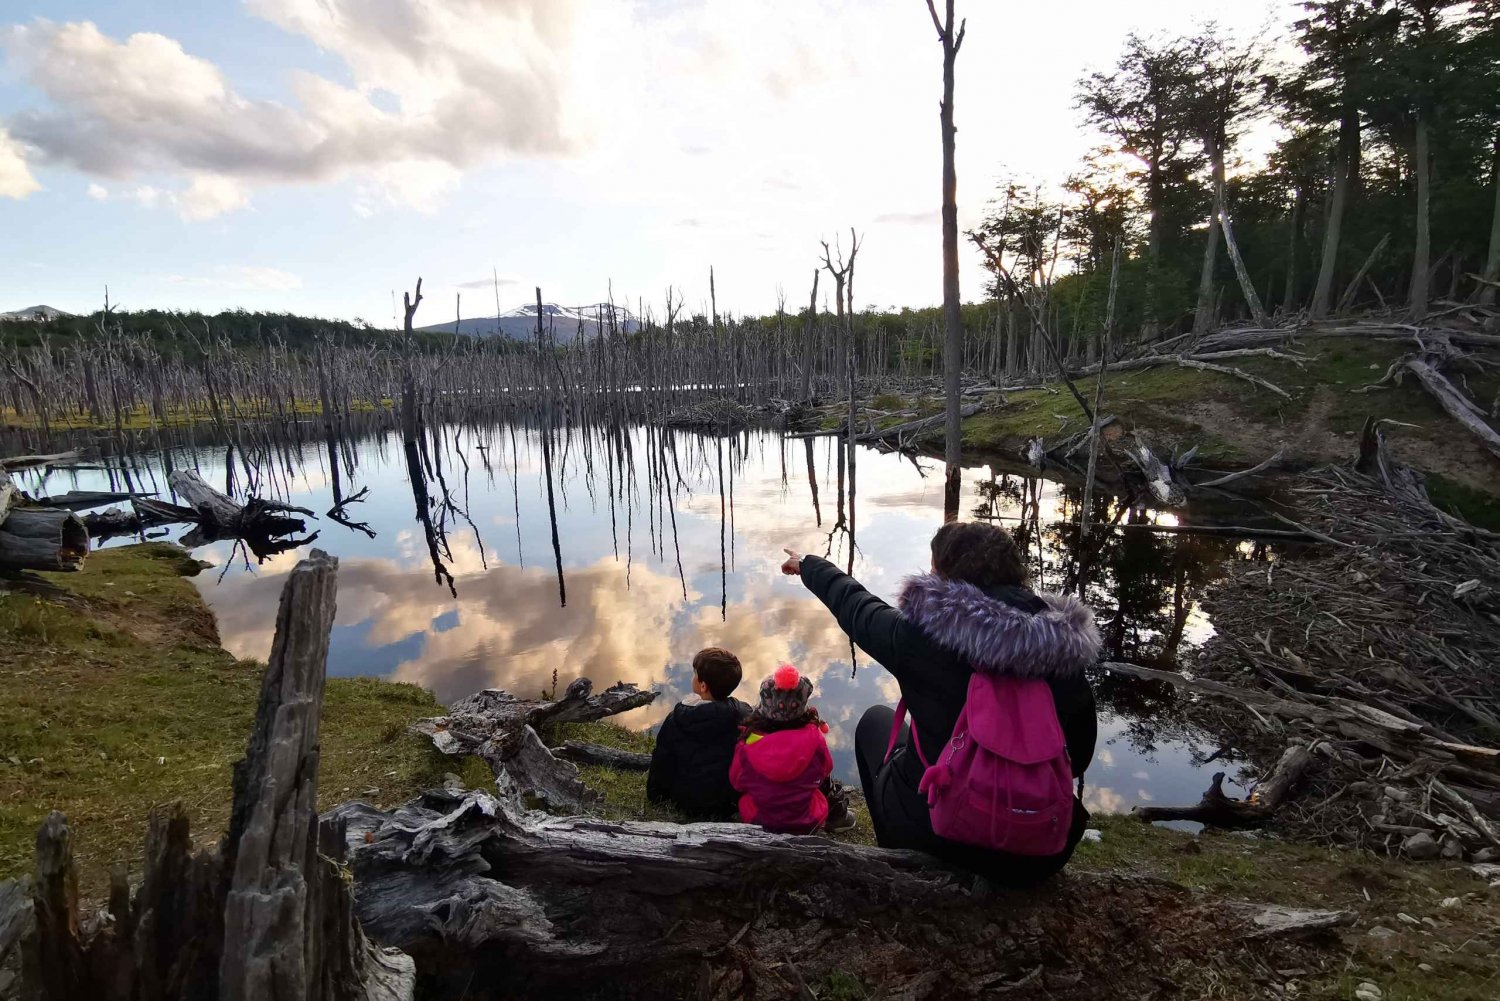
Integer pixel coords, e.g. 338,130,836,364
0,0,1297,325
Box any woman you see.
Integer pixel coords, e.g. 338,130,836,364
782,521,1100,886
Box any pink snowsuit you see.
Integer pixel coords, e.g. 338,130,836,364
730,724,833,834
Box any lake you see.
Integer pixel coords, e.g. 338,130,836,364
18,418,1264,820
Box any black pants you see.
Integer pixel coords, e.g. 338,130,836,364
854,704,1088,887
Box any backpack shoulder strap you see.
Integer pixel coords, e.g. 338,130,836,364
883,700,930,768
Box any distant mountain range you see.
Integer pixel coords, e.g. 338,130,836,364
1,305,74,322
417,302,637,341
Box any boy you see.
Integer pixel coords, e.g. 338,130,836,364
647,647,751,818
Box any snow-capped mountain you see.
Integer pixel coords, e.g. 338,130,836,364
417,302,638,341
0,305,74,322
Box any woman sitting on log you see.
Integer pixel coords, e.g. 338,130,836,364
781,521,1101,886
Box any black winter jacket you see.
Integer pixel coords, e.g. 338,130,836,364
646,697,752,818
799,555,1100,883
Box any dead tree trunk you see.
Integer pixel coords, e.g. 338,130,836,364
928,0,967,522
329,785,1354,999
1481,132,1500,306
4,551,415,1001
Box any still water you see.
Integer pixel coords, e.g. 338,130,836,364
26,420,1262,817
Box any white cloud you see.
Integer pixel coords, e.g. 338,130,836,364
1,4,587,218
179,174,249,221
0,127,39,198
85,181,107,200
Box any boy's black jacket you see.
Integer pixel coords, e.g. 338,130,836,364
647,697,752,817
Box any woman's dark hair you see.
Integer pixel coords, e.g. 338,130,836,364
930,521,1028,590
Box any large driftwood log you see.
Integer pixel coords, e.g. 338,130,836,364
415,683,659,808
168,469,315,539
9,551,413,1001
330,785,1354,998
1135,744,1316,828
0,507,89,572
0,466,89,572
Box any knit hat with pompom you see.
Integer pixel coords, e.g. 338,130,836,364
756,664,814,722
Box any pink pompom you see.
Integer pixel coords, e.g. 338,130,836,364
773,664,801,690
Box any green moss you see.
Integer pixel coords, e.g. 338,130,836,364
0,544,469,892
815,970,869,1001
1426,474,1500,532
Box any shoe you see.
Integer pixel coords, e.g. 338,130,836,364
824,810,857,833
823,778,855,832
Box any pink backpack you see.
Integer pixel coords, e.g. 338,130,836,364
886,674,1073,856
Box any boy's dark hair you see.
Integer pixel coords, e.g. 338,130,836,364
692,647,742,700
930,521,1028,590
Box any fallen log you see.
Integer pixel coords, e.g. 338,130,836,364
167,469,315,537
7,550,414,1000
1125,433,1185,506
1191,449,1286,489
852,403,981,444
34,490,154,512
329,784,1356,998
0,492,89,572
555,742,652,771
1405,355,1500,461
1135,744,1317,828
81,507,142,538
0,451,81,471
132,497,201,525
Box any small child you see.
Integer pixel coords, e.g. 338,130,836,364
730,664,835,834
647,647,752,818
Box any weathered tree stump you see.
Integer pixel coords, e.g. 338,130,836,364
5,550,413,1001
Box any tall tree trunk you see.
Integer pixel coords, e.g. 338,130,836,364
1193,152,1225,335
929,0,965,522
1283,184,1305,312
1479,132,1500,307
1408,112,1431,320
1312,110,1359,319
1143,165,1163,340
800,270,818,401
1219,177,1268,327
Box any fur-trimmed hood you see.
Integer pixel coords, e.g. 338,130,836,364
897,573,1102,679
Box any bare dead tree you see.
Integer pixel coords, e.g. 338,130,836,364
927,0,966,522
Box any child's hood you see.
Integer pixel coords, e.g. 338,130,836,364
671,697,750,737
742,725,825,781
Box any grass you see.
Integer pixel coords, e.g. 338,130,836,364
834,335,1500,496
0,543,468,892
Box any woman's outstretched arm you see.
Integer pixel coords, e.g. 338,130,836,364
791,553,915,670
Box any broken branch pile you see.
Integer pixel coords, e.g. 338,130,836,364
1175,428,1500,859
